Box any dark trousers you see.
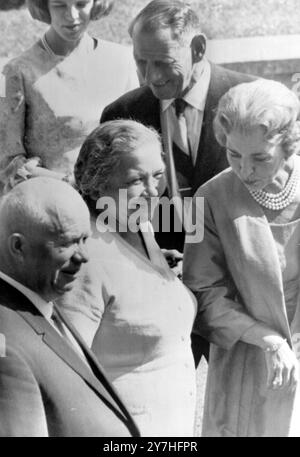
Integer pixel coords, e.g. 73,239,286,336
191,333,209,367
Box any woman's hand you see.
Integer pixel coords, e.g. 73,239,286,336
241,325,299,391
264,339,299,391
162,249,183,278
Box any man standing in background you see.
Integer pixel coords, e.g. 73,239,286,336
101,0,255,363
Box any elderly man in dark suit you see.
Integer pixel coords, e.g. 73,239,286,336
101,0,255,249
100,0,255,364
0,177,139,437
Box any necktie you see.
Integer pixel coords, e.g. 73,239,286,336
174,98,187,117
51,309,91,366
51,309,69,338
172,99,194,197
174,99,190,154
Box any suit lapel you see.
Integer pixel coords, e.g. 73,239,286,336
136,86,161,132
193,64,230,191
192,63,257,191
0,279,137,432
17,304,131,419
53,305,140,436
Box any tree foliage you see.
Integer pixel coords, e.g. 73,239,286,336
0,0,25,11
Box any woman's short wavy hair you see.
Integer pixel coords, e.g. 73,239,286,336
75,119,162,211
213,79,300,158
27,0,113,25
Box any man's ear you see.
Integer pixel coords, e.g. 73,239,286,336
191,34,206,63
8,233,27,261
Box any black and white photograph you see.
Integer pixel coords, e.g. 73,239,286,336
0,0,300,442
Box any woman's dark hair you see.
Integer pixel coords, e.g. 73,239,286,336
27,0,113,24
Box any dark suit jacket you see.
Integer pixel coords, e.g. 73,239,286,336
0,279,140,437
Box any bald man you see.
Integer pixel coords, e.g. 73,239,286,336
0,178,139,437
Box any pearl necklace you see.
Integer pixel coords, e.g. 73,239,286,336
41,34,74,58
41,34,58,58
247,164,300,211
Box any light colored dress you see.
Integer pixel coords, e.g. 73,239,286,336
59,220,197,437
183,158,300,436
270,220,300,326
0,34,138,185
270,219,300,436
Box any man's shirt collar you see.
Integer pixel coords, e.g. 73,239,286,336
161,59,211,112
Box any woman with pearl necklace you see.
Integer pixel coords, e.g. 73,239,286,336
183,79,300,437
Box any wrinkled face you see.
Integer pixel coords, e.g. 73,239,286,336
226,126,287,191
24,208,91,301
103,140,165,224
48,0,94,43
132,24,195,100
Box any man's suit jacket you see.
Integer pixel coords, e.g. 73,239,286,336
101,64,255,195
0,279,140,437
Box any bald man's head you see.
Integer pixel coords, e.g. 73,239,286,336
0,178,90,238
0,178,91,301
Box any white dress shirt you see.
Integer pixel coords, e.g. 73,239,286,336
161,59,211,166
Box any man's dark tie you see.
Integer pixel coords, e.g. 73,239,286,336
51,309,69,338
173,99,193,196
174,98,187,117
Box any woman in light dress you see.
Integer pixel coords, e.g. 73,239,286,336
0,0,138,191
183,79,300,436
59,119,197,437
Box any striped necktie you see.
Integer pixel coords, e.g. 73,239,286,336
172,99,193,196
174,99,190,154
